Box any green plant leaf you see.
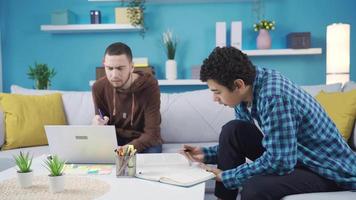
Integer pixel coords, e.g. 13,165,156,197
13,151,33,173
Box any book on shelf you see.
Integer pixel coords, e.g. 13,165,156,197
133,57,149,67
135,153,215,187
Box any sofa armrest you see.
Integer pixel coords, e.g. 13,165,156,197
349,122,356,151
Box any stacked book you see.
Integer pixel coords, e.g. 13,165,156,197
133,57,154,75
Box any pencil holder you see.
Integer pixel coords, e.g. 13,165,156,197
115,154,136,177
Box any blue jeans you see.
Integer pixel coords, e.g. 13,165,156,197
141,144,162,153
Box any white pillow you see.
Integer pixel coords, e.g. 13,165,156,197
10,85,95,125
160,89,234,143
342,81,356,92
300,83,342,97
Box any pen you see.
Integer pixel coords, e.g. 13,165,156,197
98,109,104,120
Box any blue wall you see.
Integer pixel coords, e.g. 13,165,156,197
1,0,355,92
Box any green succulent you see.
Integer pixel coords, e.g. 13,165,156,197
27,62,56,90
43,155,66,176
13,151,33,173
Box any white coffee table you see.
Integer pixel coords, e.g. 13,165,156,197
0,154,205,200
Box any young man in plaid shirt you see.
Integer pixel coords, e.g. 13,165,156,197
183,47,356,200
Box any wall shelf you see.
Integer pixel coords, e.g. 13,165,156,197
243,48,322,56
88,0,250,3
89,79,206,87
40,24,142,33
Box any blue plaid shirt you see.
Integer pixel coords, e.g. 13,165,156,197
203,67,356,190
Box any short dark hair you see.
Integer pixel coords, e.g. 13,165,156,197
200,47,256,91
104,42,133,61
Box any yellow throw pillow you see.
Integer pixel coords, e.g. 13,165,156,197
0,93,67,150
315,90,356,141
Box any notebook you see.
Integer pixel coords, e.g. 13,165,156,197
44,125,117,164
135,153,215,187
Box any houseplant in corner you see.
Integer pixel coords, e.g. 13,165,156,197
14,151,33,188
253,19,275,49
44,155,66,193
162,29,178,80
27,62,56,90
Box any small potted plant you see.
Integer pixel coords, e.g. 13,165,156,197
253,19,276,49
27,62,56,90
13,151,33,188
116,0,146,37
162,29,178,80
43,155,66,193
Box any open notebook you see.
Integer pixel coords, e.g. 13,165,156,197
135,153,215,187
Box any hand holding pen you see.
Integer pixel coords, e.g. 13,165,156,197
179,144,205,165
92,109,109,125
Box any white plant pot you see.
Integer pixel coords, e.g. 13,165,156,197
17,171,33,188
48,175,65,193
165,59,177,80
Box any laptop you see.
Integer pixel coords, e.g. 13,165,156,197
44,125,117,164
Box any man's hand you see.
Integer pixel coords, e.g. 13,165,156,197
179,145,205,163
92,115,109,125
199,163,223,182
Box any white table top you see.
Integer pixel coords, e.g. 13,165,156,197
0,155,205,200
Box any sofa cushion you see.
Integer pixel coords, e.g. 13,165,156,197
0,146,50,172
342,81,356,92
315,90,356,141
11,85,94,125
300,83,342,97
342,82,356,149
0,93,67,150
282,191,356,200
160,89,234,143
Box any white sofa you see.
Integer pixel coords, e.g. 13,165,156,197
0,82,355,200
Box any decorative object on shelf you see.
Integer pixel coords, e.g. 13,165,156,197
287,32,311,49
116,0,146,37
14,151,33,188
162,29,178,80
326,23,350,84
44,155,66,193
51,9,76,25
90,10,101,24
254,19,275,49
231,21,242,49
27,62,56,90
216,22,226,47
191,65,201,79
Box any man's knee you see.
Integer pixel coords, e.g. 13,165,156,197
220,120,248,141
240,176,275,200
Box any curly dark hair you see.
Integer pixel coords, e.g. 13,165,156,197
200,47,256,91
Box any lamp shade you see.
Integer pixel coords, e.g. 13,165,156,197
326,23,350,84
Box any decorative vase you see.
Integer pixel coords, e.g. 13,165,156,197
256,29,272,49
35,80,49,90
165,60,177,80
17,171,33,188
48,175,65,193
